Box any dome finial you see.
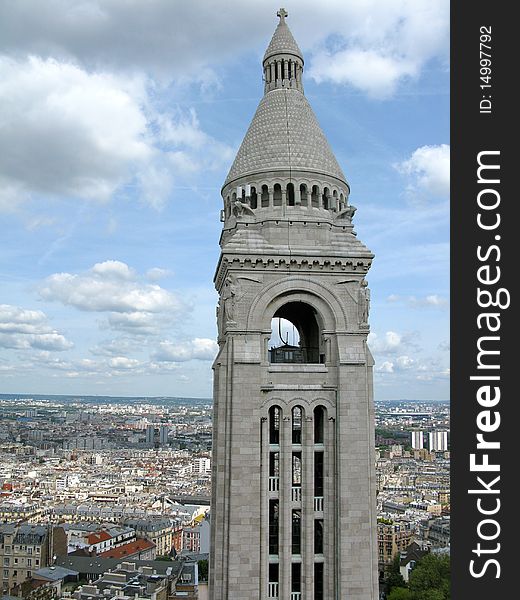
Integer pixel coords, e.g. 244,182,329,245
277,7,288,23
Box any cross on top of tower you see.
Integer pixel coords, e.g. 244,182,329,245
277,7,288,23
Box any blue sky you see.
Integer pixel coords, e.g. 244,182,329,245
0,0,449,400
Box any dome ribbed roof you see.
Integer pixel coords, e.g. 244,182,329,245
263,18,303,63
224,88,347,186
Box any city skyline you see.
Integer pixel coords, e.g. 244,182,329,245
0,1,449,400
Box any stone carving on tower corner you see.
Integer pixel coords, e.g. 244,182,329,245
334,204,357,223
232,199,255,218
359,279,371,327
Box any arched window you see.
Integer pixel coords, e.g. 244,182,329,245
339,193,345,210
287,183,295,206
311,185,319,208
300,184,308,207
292,406,302,444
261,185,269,208
322,187,329,210
269,302,323,364
314,406,325,444
269,406,281,444
273,183,282,206
250,186,258,209
332,190,338,211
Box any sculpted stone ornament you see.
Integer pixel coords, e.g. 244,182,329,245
221,275,237,323
233,199,255,218
334,204,357,223
359,279,370,327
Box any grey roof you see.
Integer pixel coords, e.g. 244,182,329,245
224,88,347,186
14,524,47,544
56,556,182,577
33,566,79,582
263,18,303,63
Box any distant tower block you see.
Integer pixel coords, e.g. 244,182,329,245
159,425,169,446
210,8,378,600
411,430,424,450
146,424,155,446
429,430,448,452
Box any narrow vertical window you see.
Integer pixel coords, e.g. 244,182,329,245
273,183,282,206
292,406,302,444
314,406,325,444
292,452,302,486
269,406,280,444
292,510,302,554
314,519,324,554
322,187,329,209
291,562,301,594
314,563,324,600
261,185,269,207
314,451,324,497
311,185,319,208
250,186,257,209
269,499,279,555
300,184,308,206
268,562,279,585
287,182,295,206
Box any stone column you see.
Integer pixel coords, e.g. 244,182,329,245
281,415,292,600
268,186,274,208
325,414,337,600
295,185,302,206
303,415,315,599
260,416,269,599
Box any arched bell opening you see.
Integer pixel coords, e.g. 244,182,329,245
268,301,324,364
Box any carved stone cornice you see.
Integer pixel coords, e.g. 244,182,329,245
215,255,372,290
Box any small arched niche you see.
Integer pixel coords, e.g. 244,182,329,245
268,301,324,364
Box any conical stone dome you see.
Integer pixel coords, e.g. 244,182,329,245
224,88,347,186
224,8,348,189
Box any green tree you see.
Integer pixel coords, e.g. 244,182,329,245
386,553,406,590
388,588,413,600
198,559,209,581
408,554,450,600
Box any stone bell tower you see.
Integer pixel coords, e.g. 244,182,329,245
209,8,378,600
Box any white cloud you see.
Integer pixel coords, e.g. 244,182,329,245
310,48,417,99
368,331,403,354
387,294,448,309
395,144,450,200
0,304,73,351
108,356,141,370
377,361,394,373
91,260,135,280
154,338,218,362
0,56,151,207
0,56,233,211
307,0,449,98
375,355,415,374
0,1,449,98
395,355,415,370
146,268,171,281
39,261,187,335
39,261,183,314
